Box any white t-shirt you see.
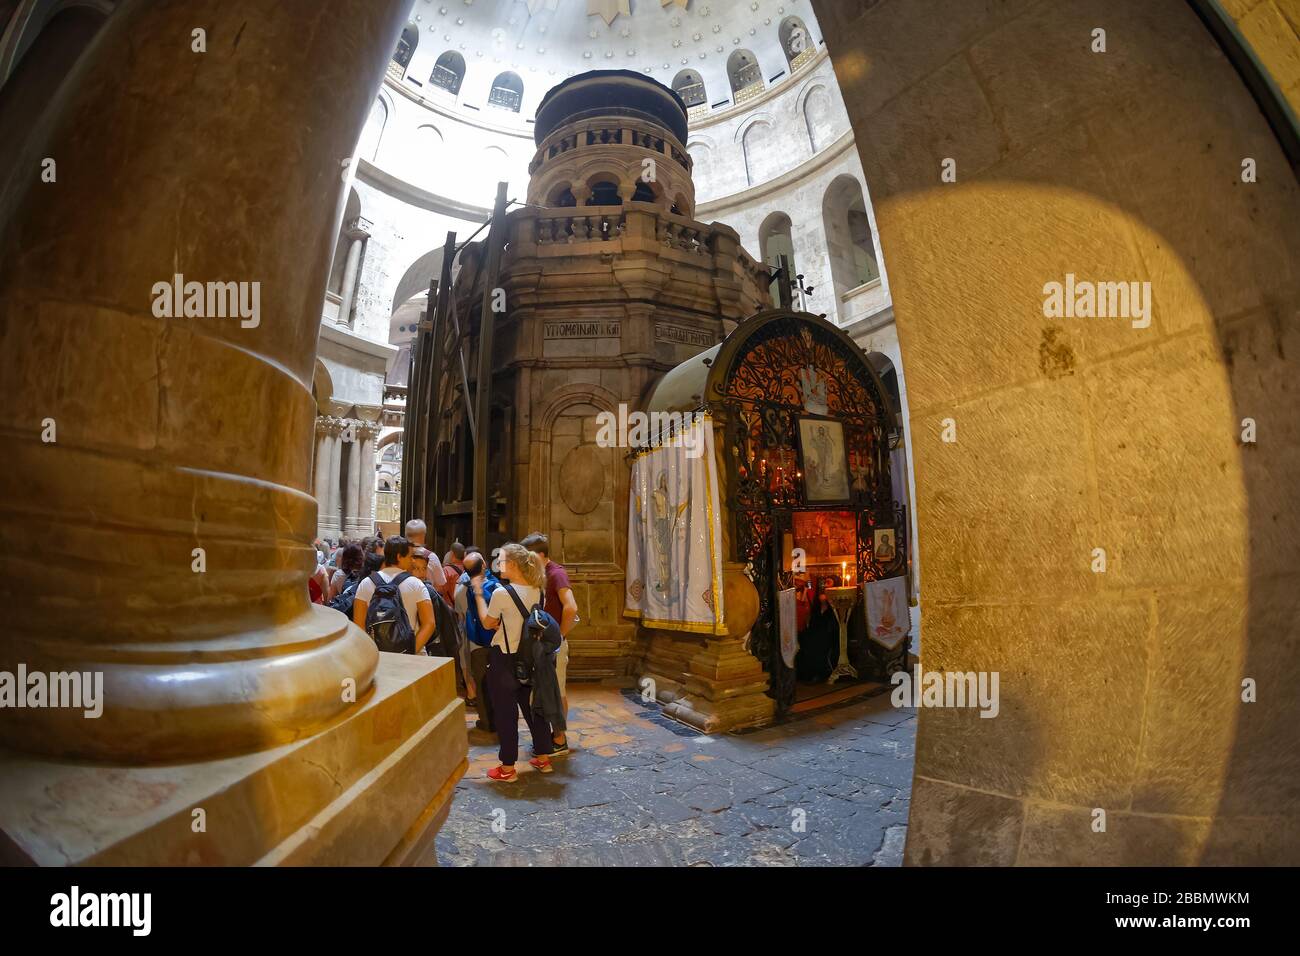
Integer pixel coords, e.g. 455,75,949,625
485,583,541,653
356,568,430,634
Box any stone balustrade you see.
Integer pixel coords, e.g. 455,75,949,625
529,115,692,178
511,205,772,313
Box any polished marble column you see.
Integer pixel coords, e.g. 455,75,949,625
0,0,414,762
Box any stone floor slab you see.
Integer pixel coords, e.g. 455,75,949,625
436,685,917,867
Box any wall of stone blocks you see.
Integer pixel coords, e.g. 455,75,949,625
814,0,1300,865
1220,0,1300,115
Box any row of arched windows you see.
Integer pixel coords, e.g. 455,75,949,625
392,15,816,118
672,16,815,111
390,26,524,114
758,175,880,313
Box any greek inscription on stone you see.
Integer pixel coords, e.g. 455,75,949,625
544,320,621,339
655,323,714,348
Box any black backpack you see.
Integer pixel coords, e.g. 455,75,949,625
364,571,416,654
422,584,460,660
327,572,363,617
502,584,563,685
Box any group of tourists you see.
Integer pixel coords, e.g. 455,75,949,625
310,524,578,783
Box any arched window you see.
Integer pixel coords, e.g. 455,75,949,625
822,175,881,316
727,49,763,104
480,145,511,195
866,353,903,428
741,119,778,186
488,71,523,113
672,69,707,109
779,17,814,70
547,183,577,208
802,85,832,154
631,180,656,204
587,181,622,206
406,125,443,191
390,24,418,79
759,212,796,303
431,51,465,95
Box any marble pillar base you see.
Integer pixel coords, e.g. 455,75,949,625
638,631,775,734
0,654,466,866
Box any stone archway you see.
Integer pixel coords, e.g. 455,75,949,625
812,0,1300,865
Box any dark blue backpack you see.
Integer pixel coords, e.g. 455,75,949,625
327,572,363,617
364,571,416,654
503,584,562,685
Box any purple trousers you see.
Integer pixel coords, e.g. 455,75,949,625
486,646,553,765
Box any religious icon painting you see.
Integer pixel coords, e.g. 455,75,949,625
796,417,850,504
873,527,897,564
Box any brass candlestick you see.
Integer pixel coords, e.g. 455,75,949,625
825,585,860,685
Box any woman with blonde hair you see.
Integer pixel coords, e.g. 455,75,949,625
468,542,555,781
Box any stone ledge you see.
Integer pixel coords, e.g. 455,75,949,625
0,654,467,866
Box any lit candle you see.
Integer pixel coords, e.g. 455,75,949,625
841,561,846,584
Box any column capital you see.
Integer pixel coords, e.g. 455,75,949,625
346,216,373,241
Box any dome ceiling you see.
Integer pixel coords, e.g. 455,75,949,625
407,0,822,112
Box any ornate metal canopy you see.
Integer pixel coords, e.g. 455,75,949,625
647,309,909,712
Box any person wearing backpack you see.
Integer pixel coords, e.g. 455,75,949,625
351,536,434,655
520,532,578,756
412,546,471,692
457,549,500,733
327,542,365,605
468,542,555,782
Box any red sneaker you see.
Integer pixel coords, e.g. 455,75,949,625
529,757,553,774
487,765,517,783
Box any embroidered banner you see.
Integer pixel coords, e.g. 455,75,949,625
624,415,726,635
778,588,798,669
864,576,910,651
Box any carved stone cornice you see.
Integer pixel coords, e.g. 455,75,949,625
316,415,349,436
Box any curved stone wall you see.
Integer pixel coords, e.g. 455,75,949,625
815,0,1300,865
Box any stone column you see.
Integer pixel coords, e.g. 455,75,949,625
0,0,413,762
359,423,379,532
316,418,343,539
313,419,329,537
344,420,363,536
327,418,345,536
335,217,371,328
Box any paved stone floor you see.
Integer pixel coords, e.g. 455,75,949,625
436,683,916,866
